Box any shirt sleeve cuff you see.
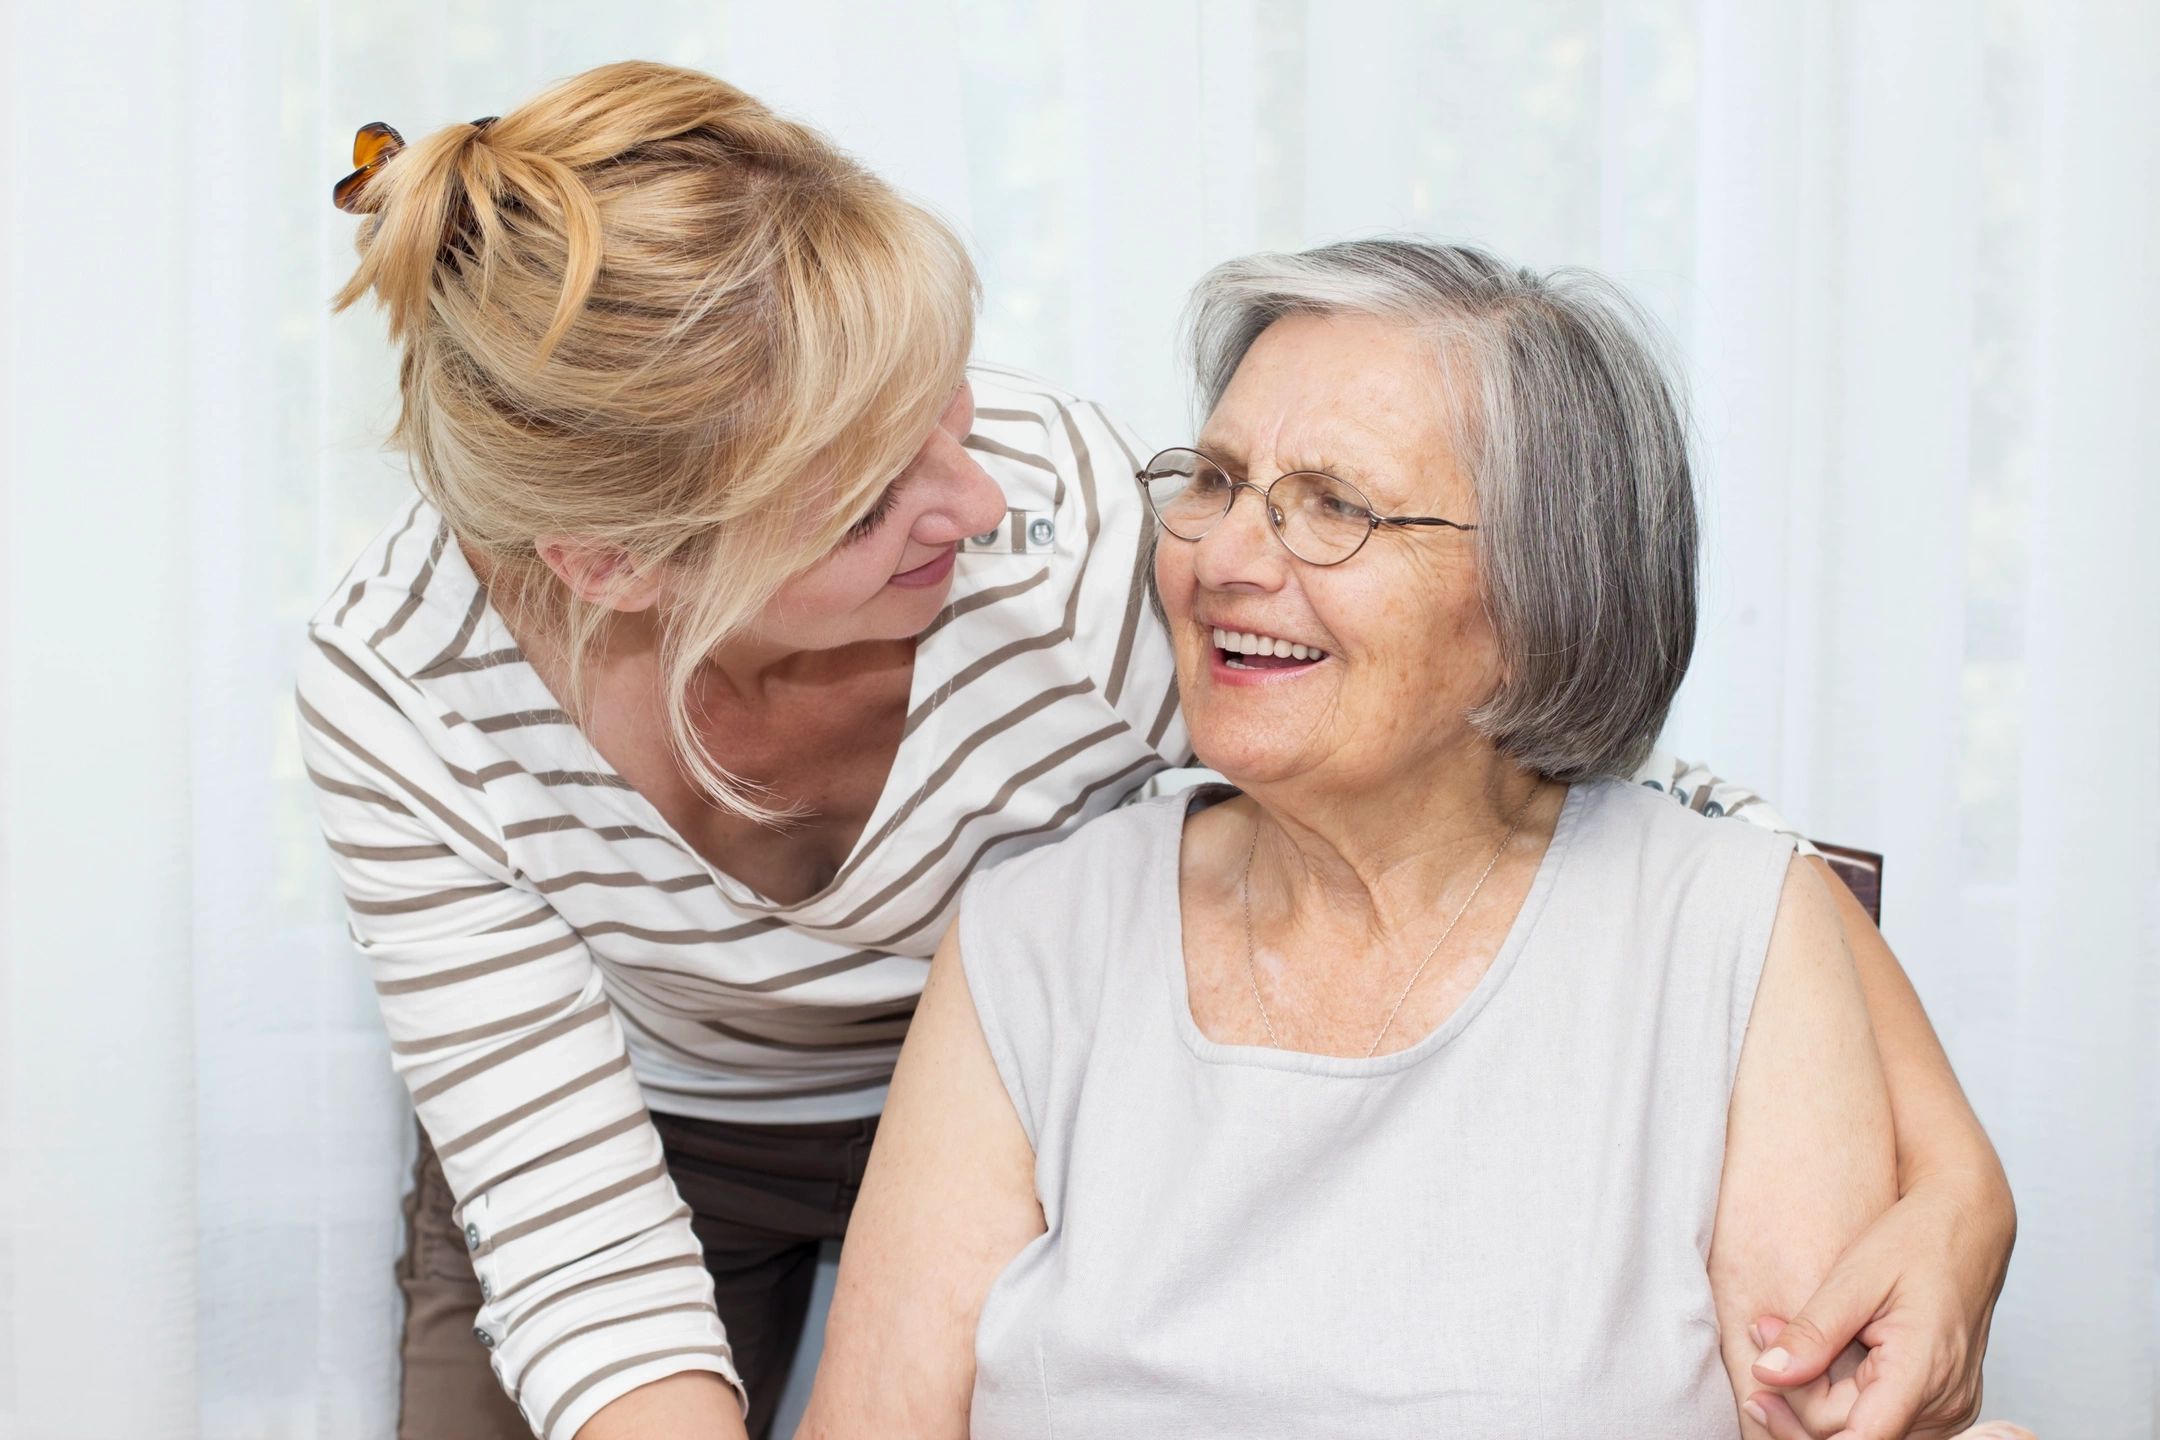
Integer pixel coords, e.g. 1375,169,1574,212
516,1304,747,1440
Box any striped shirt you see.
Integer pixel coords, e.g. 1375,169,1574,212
297,367,1186,1439
298,365,1809,1438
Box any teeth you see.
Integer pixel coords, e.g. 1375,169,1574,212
1210,627,1327,662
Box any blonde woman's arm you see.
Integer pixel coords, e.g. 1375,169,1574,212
298,632,747,1440
793,924,1044,1439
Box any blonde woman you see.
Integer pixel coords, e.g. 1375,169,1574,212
302,62,2011,1440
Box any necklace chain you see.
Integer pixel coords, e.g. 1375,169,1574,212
1240,783,1543,1058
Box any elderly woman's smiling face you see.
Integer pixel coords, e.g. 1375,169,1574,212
1156,311,1502,794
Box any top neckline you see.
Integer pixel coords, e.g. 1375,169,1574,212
421,506,958,918
1155,780,1587,1076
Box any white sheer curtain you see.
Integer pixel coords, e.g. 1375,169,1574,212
3,2,2152,1436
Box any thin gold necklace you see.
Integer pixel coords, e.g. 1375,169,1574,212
1239,783,1543,1058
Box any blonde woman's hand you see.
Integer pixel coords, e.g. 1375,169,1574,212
1740,1166,2012,1440
1739,1317,2031,1440
1748,1380,2034,1440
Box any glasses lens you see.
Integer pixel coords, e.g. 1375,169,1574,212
1140,449,1233,539
1272,472,1374,564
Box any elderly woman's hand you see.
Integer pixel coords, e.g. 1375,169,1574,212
1740,1166,2015,1440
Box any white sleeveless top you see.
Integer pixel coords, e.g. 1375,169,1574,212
959,778,1795,1437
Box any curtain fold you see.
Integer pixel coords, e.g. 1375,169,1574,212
3,1,2151,1434
7,4,202,1436
1988,5,2160,1433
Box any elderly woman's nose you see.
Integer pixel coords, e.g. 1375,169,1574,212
1192,486,1287,586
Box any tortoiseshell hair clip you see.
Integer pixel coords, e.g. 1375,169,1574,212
332,117,500,213
332,121,406,213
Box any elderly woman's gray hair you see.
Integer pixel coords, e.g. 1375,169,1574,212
1186,238,1697,784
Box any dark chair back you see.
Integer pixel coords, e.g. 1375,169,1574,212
1812,841,1884,926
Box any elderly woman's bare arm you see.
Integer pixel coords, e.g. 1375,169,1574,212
1738,861,2017,1437
1710,857,1899,1438
793,924,1044,1440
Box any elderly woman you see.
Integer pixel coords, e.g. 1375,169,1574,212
796,241,2019,1439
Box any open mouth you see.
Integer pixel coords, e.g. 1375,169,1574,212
1211,626,1330,672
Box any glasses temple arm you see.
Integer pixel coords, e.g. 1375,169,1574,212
1379,516,1478,532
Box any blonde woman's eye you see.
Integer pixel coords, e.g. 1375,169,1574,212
845,482,903,543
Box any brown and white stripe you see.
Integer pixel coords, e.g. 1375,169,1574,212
295,366,1188,1440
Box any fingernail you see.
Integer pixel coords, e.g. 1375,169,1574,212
1743,1399,1768,1426
1748,1321,1765,1348
1756,1346,1791,1373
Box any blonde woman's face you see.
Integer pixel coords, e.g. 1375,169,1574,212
745,382,1006,651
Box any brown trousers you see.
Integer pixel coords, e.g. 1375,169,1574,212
397,1110,878,1440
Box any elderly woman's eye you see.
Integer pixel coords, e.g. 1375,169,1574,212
1305,484,1372,526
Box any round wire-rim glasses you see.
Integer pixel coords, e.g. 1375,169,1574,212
1134,446,1477,566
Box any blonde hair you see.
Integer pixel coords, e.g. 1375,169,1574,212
333,61,978,821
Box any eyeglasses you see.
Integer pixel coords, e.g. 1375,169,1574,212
1135,447,1477,567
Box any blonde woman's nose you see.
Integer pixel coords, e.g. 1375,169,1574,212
920,450,1008,544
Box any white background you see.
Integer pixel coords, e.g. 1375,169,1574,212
3,1,2155,1436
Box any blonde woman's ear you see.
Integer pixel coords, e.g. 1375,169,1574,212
535,539,665,612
